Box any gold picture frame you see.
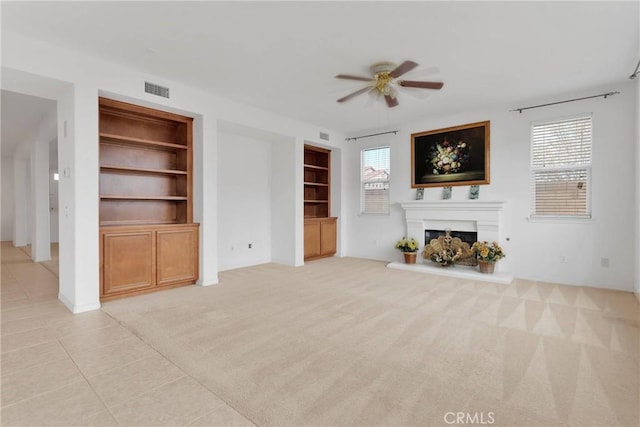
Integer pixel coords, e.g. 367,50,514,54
411,120,490,188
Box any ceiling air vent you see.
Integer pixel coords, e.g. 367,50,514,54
319,132,330,141
145,81,170,98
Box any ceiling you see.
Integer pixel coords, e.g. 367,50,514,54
1,90,56,157
2,1,638,134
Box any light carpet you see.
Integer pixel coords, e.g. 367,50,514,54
102,257,639,426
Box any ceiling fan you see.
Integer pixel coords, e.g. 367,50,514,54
335,60,443,108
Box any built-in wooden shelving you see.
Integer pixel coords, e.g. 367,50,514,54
98,97,199,301
303,145,337,260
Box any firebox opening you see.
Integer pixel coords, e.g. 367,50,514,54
425,229,477,246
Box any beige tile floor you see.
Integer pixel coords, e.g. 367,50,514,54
0,242,253,426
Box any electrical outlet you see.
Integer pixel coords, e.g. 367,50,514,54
248,243,252,249
559,255,567,263
601,257,610,268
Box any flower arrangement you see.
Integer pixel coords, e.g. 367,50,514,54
431,247,463,266
428,139,470,175
395,237,419,253
471,241,505,263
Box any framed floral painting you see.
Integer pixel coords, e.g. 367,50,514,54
411,121,490,188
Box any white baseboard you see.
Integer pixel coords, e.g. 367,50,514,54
197,276,219,287
58,293,101,314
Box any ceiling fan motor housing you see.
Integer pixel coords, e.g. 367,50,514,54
370,61,397,75
370,62,396,95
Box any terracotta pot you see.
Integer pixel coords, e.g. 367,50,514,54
404,252,417,264
478,260,495,274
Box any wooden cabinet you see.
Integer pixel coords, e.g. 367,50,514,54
304,220,322,259
156,226,199,287
102,229,155,296
320,218,337,255
100,224,199,300
98,98,199,300
304,217,337,260
304,145,337,260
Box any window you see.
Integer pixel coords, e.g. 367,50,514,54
530,115,592,217
361,147,390,214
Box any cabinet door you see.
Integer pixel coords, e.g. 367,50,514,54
320,219,337,256
156,226,199,287
304,221,321,259
102,230,155,297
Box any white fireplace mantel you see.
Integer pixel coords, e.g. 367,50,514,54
400,200,507,212
401,200,507,223
399,200,508,241
389,200,513,283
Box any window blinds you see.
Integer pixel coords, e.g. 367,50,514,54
530,115,591,217
361,147,390,214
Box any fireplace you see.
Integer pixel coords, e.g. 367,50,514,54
397,200,511,275
425,229,477,246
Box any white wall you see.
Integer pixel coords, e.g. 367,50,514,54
29,134,51,261
271,139,299,266
330,145,344,256
217,131,272,271
1,157,15,241
217,128,303,269
49,139,59,243
635,70,640,298
12,158,31,247
346,82,637,291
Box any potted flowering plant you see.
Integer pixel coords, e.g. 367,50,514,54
471,241,505,273
395,237,419,264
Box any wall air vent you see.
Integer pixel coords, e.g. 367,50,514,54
144,81,170,98
319,132,330,141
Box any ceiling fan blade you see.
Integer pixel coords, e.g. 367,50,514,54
337,86,374,103
389,60,418,78
399,80,444,90
397,86,434,99
335,74,374,82
404,65,440,79
384,94,399,108
364,89,379,108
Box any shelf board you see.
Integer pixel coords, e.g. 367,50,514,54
304,164,329,171
100,132,188,150
100,220,178,227
304,199,329,203
100,195,188,201
304,182,329,187
100,165,188,175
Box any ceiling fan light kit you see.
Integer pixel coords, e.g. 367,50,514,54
335,60,443,107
